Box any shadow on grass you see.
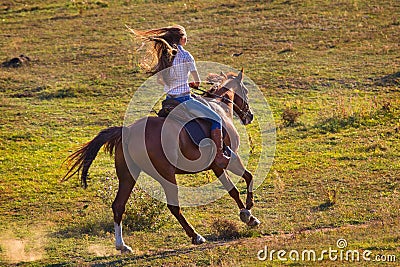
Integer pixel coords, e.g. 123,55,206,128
374,71,400,87
314,115,361,133
51,216,113,239
51,215,169,240
88,238,238,267
49,221,247,266
311,201,335,212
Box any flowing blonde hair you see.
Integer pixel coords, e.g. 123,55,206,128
127,25,186,77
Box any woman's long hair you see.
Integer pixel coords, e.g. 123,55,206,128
127,25,186,84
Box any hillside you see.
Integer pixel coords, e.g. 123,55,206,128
0,0,399,266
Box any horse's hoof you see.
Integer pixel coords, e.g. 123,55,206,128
116,244,133,254
239,209,251,224
247,215,261,227
192,234,206,245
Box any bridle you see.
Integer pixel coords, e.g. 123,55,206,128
195,80,252,122
230,83,252,120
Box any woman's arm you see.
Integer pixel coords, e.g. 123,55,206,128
189,70,201,88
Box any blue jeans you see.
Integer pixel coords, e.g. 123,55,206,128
166,95,222,130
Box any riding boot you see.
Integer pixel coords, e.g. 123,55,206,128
210,129,230,168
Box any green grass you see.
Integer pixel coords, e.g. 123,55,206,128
1,0,399,266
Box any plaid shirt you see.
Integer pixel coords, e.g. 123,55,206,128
164,45,197,95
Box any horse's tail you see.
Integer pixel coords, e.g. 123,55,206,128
63,126,123,188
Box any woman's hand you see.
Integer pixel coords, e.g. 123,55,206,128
189,81,200,89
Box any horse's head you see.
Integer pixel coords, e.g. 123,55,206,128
220,69,254,125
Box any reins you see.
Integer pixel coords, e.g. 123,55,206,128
192,85,251,119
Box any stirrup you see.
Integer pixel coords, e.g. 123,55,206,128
223,146,237,160
214,153,230,169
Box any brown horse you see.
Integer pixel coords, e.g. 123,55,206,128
64,69,260,253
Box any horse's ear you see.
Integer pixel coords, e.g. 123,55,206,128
220,71,227,79
236,68,244,81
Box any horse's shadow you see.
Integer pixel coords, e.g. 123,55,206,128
50,222,241,266
89,236,237,267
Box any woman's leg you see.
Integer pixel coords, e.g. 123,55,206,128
183,98,230,168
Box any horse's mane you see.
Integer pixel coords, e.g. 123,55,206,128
203,72,237,97
206,72,236,84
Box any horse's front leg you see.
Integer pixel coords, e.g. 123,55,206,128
239,170,260,227
242,170,254,210
212,167,245,210
224,155,261,227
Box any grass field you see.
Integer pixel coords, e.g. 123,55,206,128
0,0,399,266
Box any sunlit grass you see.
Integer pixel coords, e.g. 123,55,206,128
0,0,399,265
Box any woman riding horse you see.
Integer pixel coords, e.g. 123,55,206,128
64,26,260,254
128,25,230,168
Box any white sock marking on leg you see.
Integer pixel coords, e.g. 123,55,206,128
114,222,124,248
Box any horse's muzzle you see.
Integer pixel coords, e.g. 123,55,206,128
242,112,254,125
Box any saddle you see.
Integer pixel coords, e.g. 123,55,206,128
158,98,209,146
158,99,180,118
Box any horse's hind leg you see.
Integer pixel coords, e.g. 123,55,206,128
112,145,140,253
160,176,206,245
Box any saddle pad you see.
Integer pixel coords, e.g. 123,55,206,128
184,119,208,147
